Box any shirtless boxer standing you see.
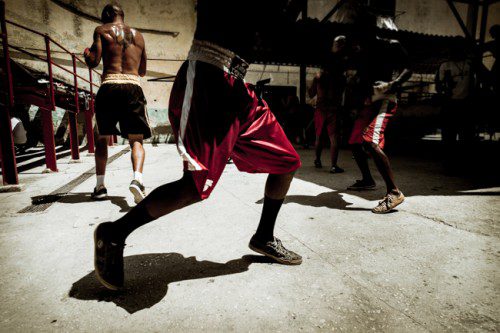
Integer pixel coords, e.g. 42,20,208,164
345,16,412,214
84,4,150,204
309,36,346,173
93,0,303,290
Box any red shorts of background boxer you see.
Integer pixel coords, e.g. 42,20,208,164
314,107,338,137
169,43,301,199
348,99,397,149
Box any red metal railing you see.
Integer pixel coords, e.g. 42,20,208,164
0,0,101,184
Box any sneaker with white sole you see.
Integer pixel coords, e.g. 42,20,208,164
129,180,146,204
249,235,302,265
372,190,405,214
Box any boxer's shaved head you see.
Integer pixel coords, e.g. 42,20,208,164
101,4,124,24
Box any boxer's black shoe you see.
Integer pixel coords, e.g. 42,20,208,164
249,235,302,265
330,166,345,174
314,159,322,168
91,186,108,200
347,179,376,190
94,222,124,290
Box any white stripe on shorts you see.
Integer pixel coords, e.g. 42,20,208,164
177,60,203,171
372,100,389,145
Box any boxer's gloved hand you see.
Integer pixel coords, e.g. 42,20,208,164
371,81,391,102
83,48,91,58
386,80,401,94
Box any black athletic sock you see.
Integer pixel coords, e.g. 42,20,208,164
110,202,155,243
255,196,285,242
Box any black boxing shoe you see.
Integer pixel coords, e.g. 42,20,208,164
330,165,345,174
249,235,302,265
94,222,125,290
347,179,376,190
91,185,108,200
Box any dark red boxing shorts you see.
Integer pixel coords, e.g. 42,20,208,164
348,99,397,149
169,60,301,199
314,107,338,137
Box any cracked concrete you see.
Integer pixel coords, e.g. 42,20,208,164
0,144,499,332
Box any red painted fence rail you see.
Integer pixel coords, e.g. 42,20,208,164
0,0,100,184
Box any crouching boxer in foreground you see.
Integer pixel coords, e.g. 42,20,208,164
93,0,303,290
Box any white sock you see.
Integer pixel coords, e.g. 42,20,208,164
96,175,105,188
134,171,143,184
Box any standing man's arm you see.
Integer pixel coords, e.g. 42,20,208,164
84,27,103,69
435,64,445,94
139,46,147,77
388,41,412,93
137,31,147,77
309,73,319,98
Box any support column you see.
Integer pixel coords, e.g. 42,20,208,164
299,0,308,105
86,69,95,154
68,112,80,160
0,0,19,186
43,35,58,172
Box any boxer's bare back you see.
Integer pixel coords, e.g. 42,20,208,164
85,22,146,77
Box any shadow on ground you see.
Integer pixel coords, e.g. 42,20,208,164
58,192,132,212
293,148,500,203
69,253,273,314
256,192,373,211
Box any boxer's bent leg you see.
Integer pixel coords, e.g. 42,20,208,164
93,135,110,197
232,100,301,244
329,133,339,166
361,100,398,194
128,134,147,203
255,171,295,242
95,135,109,177
128,134,145,173
352,144,373,182
327,112,343,172
109,172,201,243
363,142,396,193
348,106,376,189
314,109,325,167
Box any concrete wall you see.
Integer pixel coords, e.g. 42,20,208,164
4,0,195,110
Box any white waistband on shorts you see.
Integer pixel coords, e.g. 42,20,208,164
187,39,249,80
101,73,141,86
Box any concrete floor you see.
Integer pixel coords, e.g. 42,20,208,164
0,144,498,332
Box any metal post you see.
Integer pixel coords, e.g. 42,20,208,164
85,69,95,154
69,54,80,160
299,0,308,104
466,0,479,39
478,1,489,51
113,134,117,144
0,0,19,185
446,0,474,41
321,0,347,23
42,35,58,171
108,136,114,146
